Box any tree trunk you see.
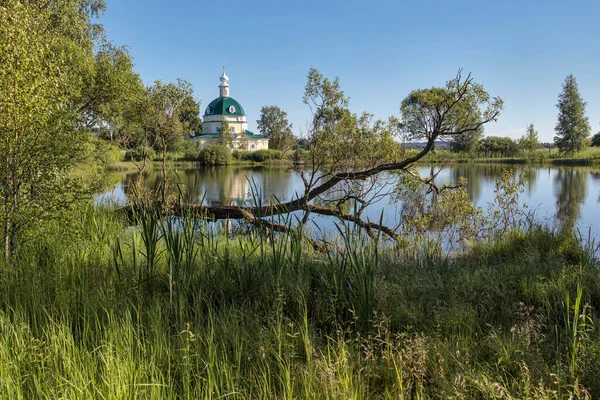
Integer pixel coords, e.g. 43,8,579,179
132,147,149,190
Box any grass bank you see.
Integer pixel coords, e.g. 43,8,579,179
103,156,295,172
413,147,600,166
0,207,599,398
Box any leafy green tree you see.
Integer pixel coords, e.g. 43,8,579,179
520,123,540,153
179,95,202,136
257,106,295,151
13,1,143,137
449,126,483,153
217,119,234,148
115,91,155,184
479,136,520,157
554,74,591,156
401,73,503,145
303,68,400,171
77,44,145,133
199,145,232,166
0,1,103,263
145,79,194,189
387,115,408,155
591,131,600,147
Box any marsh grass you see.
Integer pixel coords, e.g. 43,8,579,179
410,147,600,165
0,205,599,398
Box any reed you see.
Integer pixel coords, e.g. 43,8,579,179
0,205,598,398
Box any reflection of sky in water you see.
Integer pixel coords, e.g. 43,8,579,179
97,165,600,244
96,185,127,205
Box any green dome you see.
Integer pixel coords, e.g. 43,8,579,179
204,97,245,117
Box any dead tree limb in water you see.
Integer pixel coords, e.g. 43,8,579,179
119,70,503,240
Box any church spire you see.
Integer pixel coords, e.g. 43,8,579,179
219,67,230,97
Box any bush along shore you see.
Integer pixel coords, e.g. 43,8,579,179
411,147,600,166
0,204,598,399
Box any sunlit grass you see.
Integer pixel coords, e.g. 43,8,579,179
0,206,598,398
408,146,600,165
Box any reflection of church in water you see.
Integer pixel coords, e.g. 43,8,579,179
203,170,251,207
123,166,294,207
175,168,294,208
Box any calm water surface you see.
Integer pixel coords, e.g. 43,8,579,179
99,164,600,242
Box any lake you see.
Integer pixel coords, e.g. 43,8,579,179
99,163,600,245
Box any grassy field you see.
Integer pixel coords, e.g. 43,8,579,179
0,205,598,399
409,147,600,166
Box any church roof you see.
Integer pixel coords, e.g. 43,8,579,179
204,96,245,117
245,130,266,138
193,130,267,139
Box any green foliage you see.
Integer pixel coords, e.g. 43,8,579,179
479,136,520,157
303,68,401,171
487,169,530,234
0,205,599,397
77,44,145,130
554,74,591,155
449,126,483,153
0,1,101,261
591,132,600,147
128,145,157,163
198,144,232,166
233,149,284,162
257,105,295,150
396,168,530,248
217,119,233,147
146,79,194,155
82,134,124,166
303,68,349,126
178,140,201,161
140,79,196,193
394,173,482,250
401,72,503,142
179,95,202,136
520,123,541,153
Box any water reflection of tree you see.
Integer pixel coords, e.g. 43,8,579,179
448,164,505,202
446,164,538,201
589,170,600,202
124,167,293,207
553,167,587,232
450,165,482,201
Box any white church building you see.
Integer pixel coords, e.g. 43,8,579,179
187,70,269,151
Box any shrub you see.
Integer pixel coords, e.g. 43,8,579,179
291,148,311,163
102,144,125,165
127,146,156,162
151,151,179,161
234,149,284,162
83,134,125,165
253,149,283,162
199,144,232,166
232,150,244,160
179,141,201,161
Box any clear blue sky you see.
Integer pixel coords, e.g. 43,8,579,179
99,0,600,142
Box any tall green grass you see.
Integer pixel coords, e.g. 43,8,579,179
0,205,598,398
412,146,600,166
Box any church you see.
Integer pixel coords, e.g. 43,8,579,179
188,70,269,151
